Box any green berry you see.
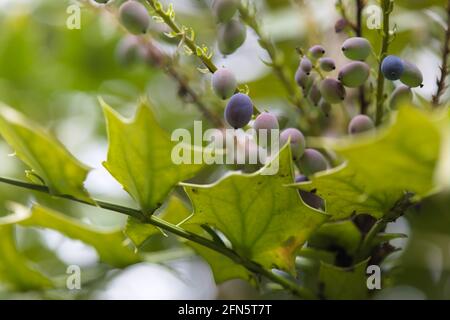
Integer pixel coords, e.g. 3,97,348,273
389,85,413,109
341,37,371,61
218,19,247,55
211,0,238,23
119,1,150,35
338,61,370,87
400,60,423,88
280,128,306,160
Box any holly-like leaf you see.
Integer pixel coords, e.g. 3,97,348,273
126,196,191,247
0,225,53,291
308,220,362,256
319,259,369,300
126,196,251,283
101,99,204,215
1,204,140,268
183,146,328,272
295,107,443,220
0,104,92,203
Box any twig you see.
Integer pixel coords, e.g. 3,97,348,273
237,2,305,111
147,0,217,73
432,0,450,107
0,176,316,300
375,0,393,125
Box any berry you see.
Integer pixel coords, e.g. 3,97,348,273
400,60,423,88
298,149,328,176
295,69,312,89
335,18,348,33
94,0,109,3
341,37,371,61
115,36,145,66
119,1,150,35
338,61,370,87
309,84,321,106
319,57,336,72
212,68,237,99
319,78,346,104
224,93,254,128
348,115,375,135
389,85,413,109
300,57,313,75
280,128,306,159
295,175,309,183
381,55,404,80
211,0,238,23
318,99,331,117
253,112,279,148
309,45,326,59
218,19,247,55
253,112,279,131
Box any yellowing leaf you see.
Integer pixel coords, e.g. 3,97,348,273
183,146,328,272
101,100,204,215
0,104,92,203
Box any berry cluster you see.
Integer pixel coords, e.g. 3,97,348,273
211,0,247,55
103,0,425,206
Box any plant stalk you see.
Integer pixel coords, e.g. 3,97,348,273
432,0,450,107
375,0,393,125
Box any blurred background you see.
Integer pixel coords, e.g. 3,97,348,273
0,0,449,299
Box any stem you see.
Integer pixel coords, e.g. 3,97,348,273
375,0,393,125
356,0,369,114
147,0,217,74
0,176,315,300
432,0,450,107
237,2,305,111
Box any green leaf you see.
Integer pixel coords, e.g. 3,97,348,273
319,259,369,300
0,225,53,291
295,107,443,220
188,240,252,283
1,204,140,268
101,99,204,215
183,146,328,272
127,196,251,283
0,104,92,203
308,220,362,256
126,196,191,247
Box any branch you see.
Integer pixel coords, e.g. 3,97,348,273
0,176,316,300
237,2,305,111
375,0,394,125
432,0,450,107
